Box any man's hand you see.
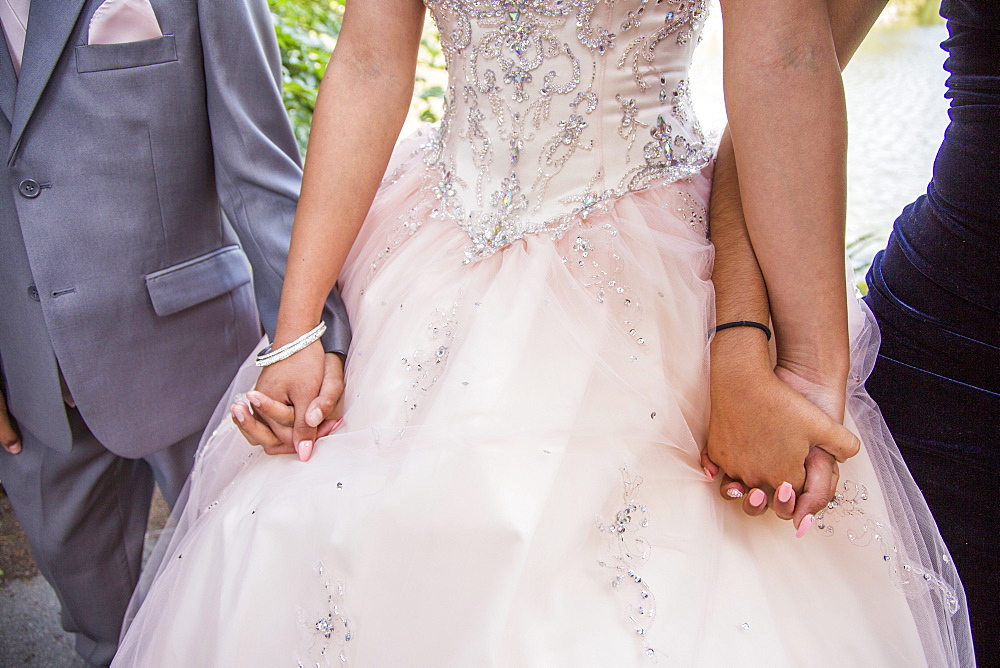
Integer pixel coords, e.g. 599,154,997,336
0,389,22,454
231,351,345,461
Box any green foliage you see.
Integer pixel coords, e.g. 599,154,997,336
268,0,343,151
268,0,446,152
416,32,448,123
885,0,944,26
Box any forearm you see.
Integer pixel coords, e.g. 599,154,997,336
709,127,772,377
720,0,848,384
273,1,424,346
712,0,887,383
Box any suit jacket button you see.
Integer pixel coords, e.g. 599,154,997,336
27,285,40,301
18,179,41,198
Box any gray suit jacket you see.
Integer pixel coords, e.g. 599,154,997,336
0,0,350,457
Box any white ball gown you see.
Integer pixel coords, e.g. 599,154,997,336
114,1,972,665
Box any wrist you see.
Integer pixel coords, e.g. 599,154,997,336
272,320,325,350
256,322,327,368
711,327,773,381
773,333,850,390
775,352,849,395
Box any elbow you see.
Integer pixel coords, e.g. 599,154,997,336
752,38,831,76
326,48,415,106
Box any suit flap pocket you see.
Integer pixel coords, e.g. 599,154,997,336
145,245,251,317
76,35,177,73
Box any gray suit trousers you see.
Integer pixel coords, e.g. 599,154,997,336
0,411,198,666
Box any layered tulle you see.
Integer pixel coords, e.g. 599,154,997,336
114,132,971,667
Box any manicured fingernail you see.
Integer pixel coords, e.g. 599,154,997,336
749,489,766,508
703,467,715,481
8,442,21,454
246,391,263,408
777,481,793,504
330,418,345,432
725,487,744,499
796,514,814,538
232,405,246,424
306,408,324,427
298,440,313,462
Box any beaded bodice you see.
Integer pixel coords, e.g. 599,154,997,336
420,0,712,261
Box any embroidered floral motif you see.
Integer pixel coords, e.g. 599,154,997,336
416,0,712,262
815,481,960,615
296,563,353,666
401,296,462,417
597,468,658,661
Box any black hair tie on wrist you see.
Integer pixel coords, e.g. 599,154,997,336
713,320,772,341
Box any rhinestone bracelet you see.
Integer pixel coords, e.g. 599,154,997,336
255,322,327,367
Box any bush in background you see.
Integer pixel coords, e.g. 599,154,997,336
269,0,445,152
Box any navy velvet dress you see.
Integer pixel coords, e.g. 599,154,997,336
864,0,999,661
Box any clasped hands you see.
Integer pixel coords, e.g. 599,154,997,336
703,353,861,536
231,344,346,462
229,335,861,539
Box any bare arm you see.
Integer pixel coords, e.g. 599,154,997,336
253,0,426,458
719,0,849,393
274,0,425,346
712,0,889,372
708,0,887,524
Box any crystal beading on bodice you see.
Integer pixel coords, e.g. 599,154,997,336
418,0,712,261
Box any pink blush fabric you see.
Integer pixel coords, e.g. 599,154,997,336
88,0,161,45
0,0,29,76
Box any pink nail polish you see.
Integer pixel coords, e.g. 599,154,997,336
703,467,715,481
232,405,245,424
246,392,262,408
298,440,313,462
331,418,345,432
777,481,793,504
748,489,766,508
307,408,324,427
796,514,814,538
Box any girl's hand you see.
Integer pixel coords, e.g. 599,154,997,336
231,349,345,461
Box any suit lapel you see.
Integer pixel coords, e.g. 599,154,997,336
8,0,87,160
0,27,15,126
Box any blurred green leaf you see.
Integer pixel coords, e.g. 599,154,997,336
268,0,446,152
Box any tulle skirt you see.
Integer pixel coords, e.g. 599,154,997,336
113,132,972,667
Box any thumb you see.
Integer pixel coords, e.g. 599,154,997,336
814,417,862,464
793,447,839,532
292,399,319,463
0,392,22,455
305,354,344,428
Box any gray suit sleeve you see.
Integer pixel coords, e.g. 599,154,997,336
197,0,350,355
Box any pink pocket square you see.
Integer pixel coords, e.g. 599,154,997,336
88,0,162,45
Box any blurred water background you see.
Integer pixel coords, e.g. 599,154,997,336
688,8,950,282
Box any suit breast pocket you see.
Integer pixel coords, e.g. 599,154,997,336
75,35,177,73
